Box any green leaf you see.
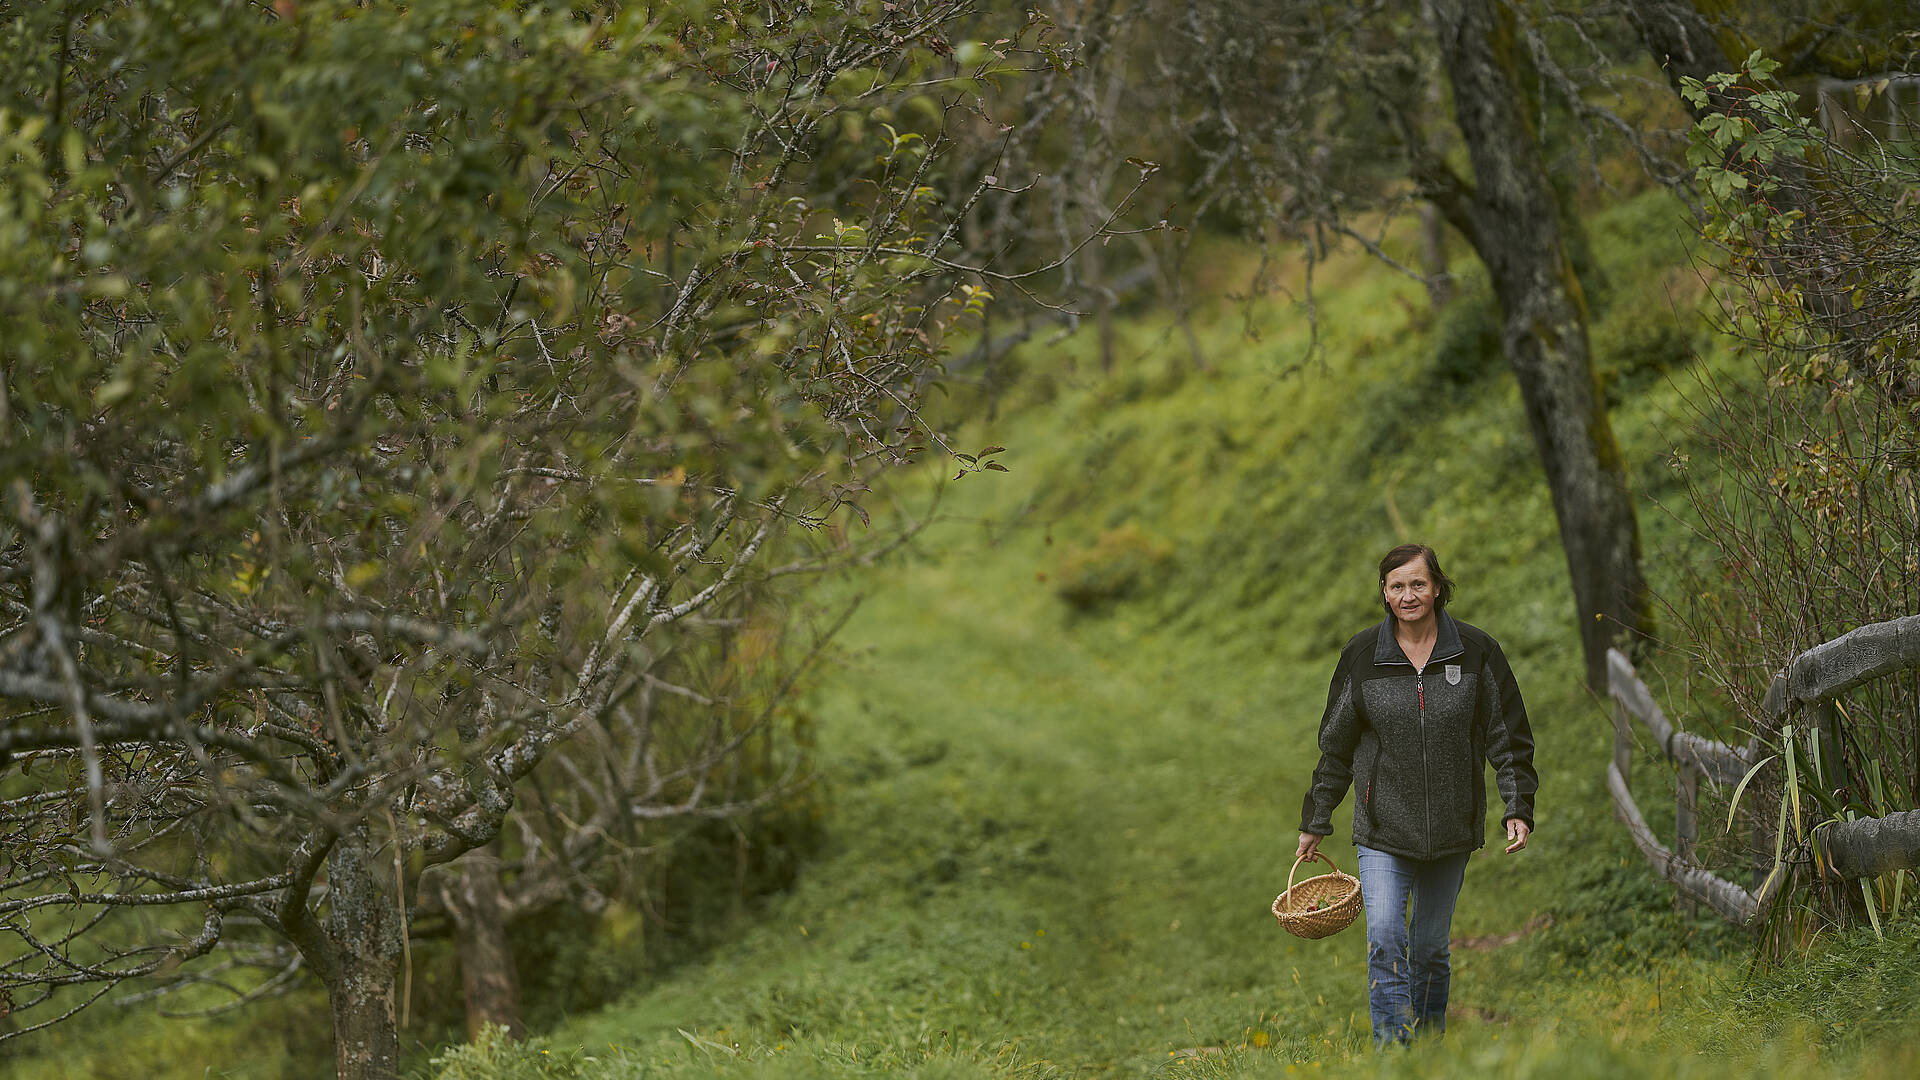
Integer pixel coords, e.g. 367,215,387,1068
94,377,137,409
1771,782,1791,885
1725,753,1778,833
1784,723,1802,845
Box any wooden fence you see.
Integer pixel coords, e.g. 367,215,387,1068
1606,614,1920,926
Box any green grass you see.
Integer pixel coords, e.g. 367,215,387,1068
418,190,1920,1079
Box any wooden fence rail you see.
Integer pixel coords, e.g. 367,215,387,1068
1606,614,1920,927
1820,808,1920,879
1760,614,1920,719
1606,649,1778,924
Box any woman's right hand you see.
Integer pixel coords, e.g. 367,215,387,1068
1295,832,1325,859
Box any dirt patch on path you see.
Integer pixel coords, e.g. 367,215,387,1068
1452,912,1552,951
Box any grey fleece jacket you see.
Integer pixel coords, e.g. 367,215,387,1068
1298,612,1537,860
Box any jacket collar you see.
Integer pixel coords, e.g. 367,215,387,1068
1373,611,1464,668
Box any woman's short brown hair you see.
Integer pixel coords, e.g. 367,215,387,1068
1378,544,1455,617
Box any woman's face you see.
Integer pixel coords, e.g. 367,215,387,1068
1381,558,1437,626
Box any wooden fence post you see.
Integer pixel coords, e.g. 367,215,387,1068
1612,699,1632,789
1750,735,1772,892
1812,699,1847,795
1675,766,1698,915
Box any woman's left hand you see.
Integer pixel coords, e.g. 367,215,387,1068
1504,819,1531,853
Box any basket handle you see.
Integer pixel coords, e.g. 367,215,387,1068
1286,849,1337,893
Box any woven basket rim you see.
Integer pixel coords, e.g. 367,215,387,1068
1271,852,1363,938
1272,872,1360,909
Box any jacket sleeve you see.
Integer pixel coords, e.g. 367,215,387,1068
1298,650,1361,836
1483,639,1538,829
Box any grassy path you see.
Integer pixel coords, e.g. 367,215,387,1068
521,525,1638,1076
447,523,1920,1080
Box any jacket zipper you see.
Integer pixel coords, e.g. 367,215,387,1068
1418,671,1430,850
1381,622,1463,854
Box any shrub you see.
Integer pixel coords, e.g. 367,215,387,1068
1426,287,1504,393
430,1027,598,1080
1597,316,1699,406
1052,524,1173,613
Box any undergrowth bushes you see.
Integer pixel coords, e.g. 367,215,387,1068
1052,524,1174,613
1425,285,1505,395
1717,916,1920,1052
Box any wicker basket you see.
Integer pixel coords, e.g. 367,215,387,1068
1272,851,1363,939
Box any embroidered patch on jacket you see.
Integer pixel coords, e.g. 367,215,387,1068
1445,664,1462,686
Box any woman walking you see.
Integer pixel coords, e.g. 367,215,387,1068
1295,544,1537,1047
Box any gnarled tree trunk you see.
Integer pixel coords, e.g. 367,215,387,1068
322,825,405,1080
449,844,525,1041
1428,0,1652,688
1417,68,1455,313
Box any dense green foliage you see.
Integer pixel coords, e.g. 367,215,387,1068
0,0,1022,1070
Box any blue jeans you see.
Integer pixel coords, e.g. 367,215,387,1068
1354,844,1469,1047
